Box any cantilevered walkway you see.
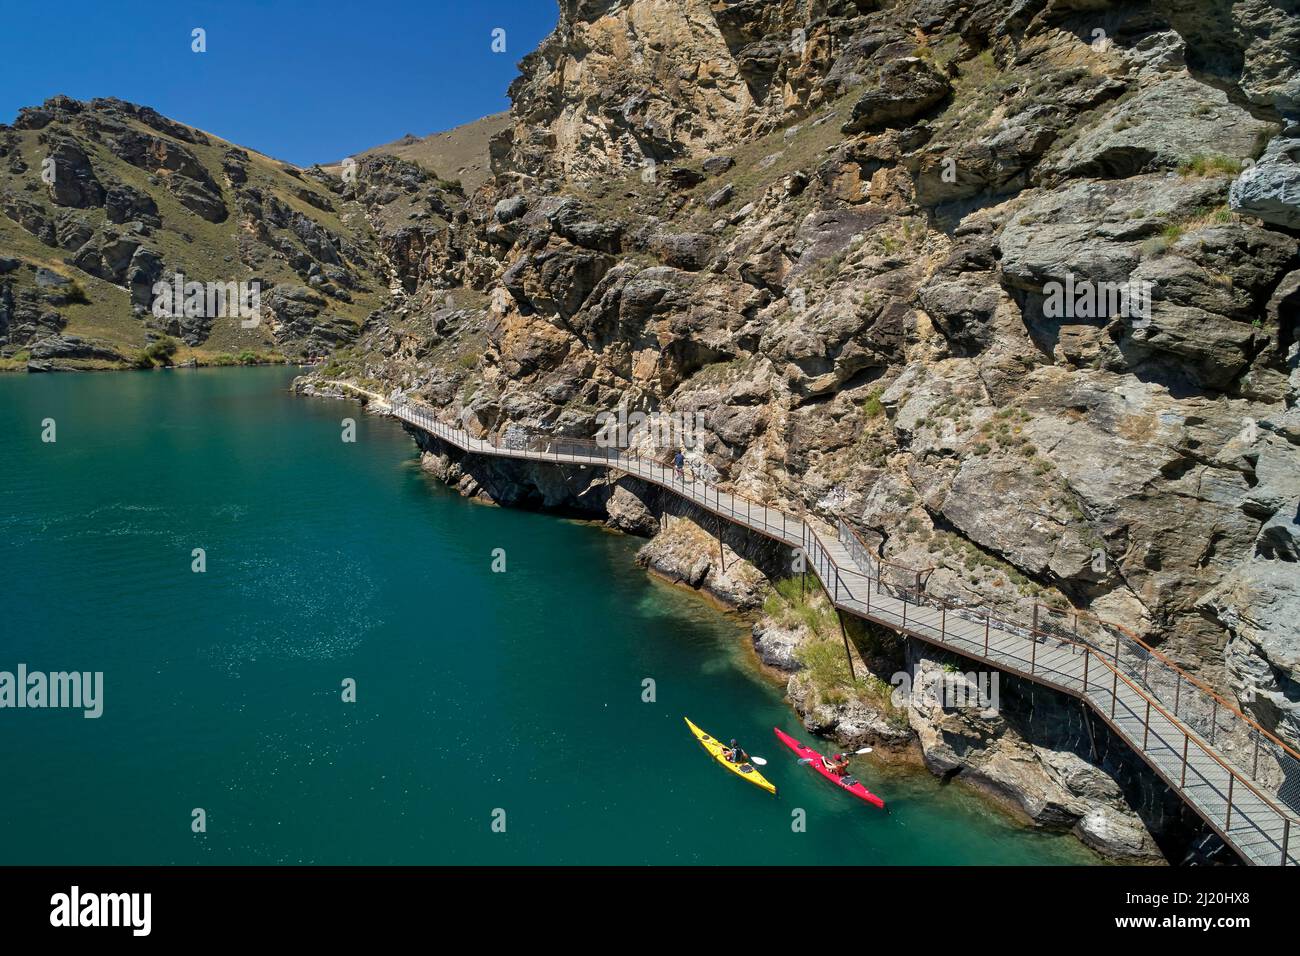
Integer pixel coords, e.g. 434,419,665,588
378,393,1297,866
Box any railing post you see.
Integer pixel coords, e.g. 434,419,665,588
984,615,990,657
1174,674,1181,718
941,604,946,639
1211,700,1218,745
1111,667,1118,719
1031,635,1037,675
1143,700,1150,750
1252,733,1260,780
902,594,907,631
1283,818,1291,867
838,612,856,682
1225,774,1234,830
1181,735,1189,788
1083,652,1089,691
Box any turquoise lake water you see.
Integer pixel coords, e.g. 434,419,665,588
0,366,1097,864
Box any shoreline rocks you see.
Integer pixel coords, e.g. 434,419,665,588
309,381,1188,864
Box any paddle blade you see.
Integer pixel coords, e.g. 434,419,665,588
855,747,874,755
749,756,767,766
796,757,813,765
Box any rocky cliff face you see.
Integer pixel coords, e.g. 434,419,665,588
312,0,1297,860
0,96,391,369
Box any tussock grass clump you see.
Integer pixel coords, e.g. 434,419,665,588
764,577,905,723
764,576,837,638
1177,154,1243,178
208,350,285,367
134,336,179,368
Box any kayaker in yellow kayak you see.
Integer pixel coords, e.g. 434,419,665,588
685,718,776,794
724,738,750,764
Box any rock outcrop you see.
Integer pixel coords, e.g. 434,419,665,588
1,96,387,365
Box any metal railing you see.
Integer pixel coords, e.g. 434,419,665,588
837,518,934,594
834,519,1300,817
1084,642,1295,865
824,521,1297,865
387,396,1298,864
393,399,802,546
1048,607,1300,816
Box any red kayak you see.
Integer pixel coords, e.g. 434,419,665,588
774,728,885,809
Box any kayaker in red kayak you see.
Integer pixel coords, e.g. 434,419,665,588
822,753,851,776
774,727,885,809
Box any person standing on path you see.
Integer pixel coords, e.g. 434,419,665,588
673,448,685,480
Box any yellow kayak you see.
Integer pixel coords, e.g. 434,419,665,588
684,717,776,795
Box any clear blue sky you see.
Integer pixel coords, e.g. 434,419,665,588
0,0,558,166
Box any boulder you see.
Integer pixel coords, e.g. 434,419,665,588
70,233,141,285
651,232,713,271
104,183,160,226
1230,136,1300,230
53,211,94,251
548,199,622,253
634,515,768,609
704,183,734,209
43,136,105,208
127,247,165,312
169,176,228,223
494,195,528,223
667,166,705,189
1054,76,1275,180
842,58,950,134
604,482,659,536
701,155,735,176
751,619,806,671
502,242,613,319
27,334,126,363
2,194,55,245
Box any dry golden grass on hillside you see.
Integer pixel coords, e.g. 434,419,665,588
325,112,511,192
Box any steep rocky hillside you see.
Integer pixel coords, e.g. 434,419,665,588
302,0,1300,861
0,96,391,370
